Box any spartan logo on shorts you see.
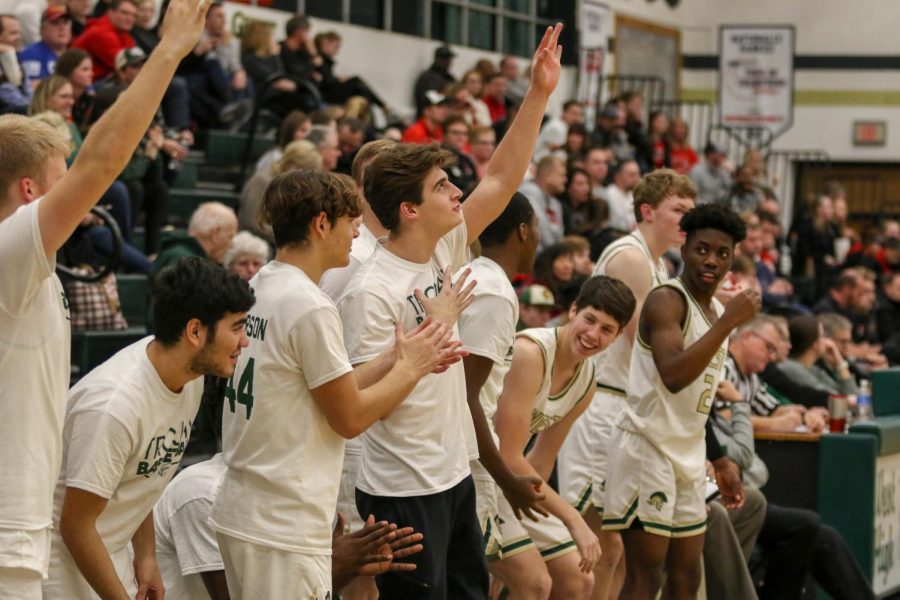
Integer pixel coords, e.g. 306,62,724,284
647,492,668,511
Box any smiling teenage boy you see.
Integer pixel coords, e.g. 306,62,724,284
337,24,564,600
602,203,760,600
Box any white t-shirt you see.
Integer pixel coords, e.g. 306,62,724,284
155,454,226,600
0,199,70,574
211,261,354,554
338,223,477,497
49,338,202,560
457,256,518,445
605,184,637,232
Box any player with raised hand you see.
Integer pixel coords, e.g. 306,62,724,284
0,0,210,596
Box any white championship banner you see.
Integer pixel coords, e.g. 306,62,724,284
718,25,795,139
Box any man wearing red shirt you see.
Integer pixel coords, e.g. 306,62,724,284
72,0,137,80
402,89,448,144
483,73,508,123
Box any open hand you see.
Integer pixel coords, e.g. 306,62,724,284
158,0,211,60
415,267,476,328
529,24,563,98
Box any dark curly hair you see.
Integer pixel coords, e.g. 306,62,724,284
680,203,747,245
152,257,256,347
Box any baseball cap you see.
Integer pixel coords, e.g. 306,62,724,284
703,141,726,155
42,6,70,23
435,44,456,59
518,284,556,307
115,47,147,71
424,89,452,106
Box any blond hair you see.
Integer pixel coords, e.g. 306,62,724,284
29,76,72,116
275,140,322,175
240,20,274,57
0,114,70,204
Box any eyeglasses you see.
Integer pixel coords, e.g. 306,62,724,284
748,331,779,357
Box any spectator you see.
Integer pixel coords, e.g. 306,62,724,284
531,241,575,305
727,163,764,214
279,14,319,85
517,283,557,331
451,68,491,126
482,72,508,123
239,139,322,241
305,124,341,171
224,230,270,282
758,315,831,408
65,0,90,38
334,115,365,174
254,109,310,173
534,99,582,161
717,316,826,434
665,116,698,175
19,6,71,88
54,48,93,130
314,30,387,113
441,114,477,198
560,166,606,237
200,1,248,97
877,271,900,344
402,89,448,144
469,124,495,180
130,0,158,54
622,90,651,172
562,123,588,166
820,311,888,381
519,155,566,250
561,234,593,276
413,43,455,115
647,109,669,170
690,142,731,205
584,146,611,198
241,19,316,117
795,195,839,293
152,201,237,276
591,101,635,169
605,159,640,232
72,0,137,80
710,367,875,600
776,314,859,396
499,54,528,105
0,14,30,114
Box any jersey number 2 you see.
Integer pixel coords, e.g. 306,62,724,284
225,357,255,419
697,373,715,415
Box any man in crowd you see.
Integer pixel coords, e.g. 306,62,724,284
585,146,611,200
337,24,563,599
690,142,732,205
534,99,583,161
519,155,567,251
66,0,91,37
336,116,366,174
306,124,342,171
605,159,640,232
482,72,508,123
19,6,71,88
499,54,528,105
591,102,634,168
0,13,30,113
43,258,255,599
279,14,319,86
72,0,137,80
469,124,496,180
152,201,237,274
413,43,455,115
402,89,449,144
518,283,557,331
0,0,206,594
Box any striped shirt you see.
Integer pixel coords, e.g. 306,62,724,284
716,354,781,416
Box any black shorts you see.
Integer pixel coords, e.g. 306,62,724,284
356,475,488,600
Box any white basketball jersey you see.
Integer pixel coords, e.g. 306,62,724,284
592,230,669,393
518,327,596,434
617,278,728,480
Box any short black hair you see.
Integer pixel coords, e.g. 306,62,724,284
285,14,311,37
152,257,255,347
479,192,534,248
680,203,747,246
573,275,636,329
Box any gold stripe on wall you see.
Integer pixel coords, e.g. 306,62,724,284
680,88,900,106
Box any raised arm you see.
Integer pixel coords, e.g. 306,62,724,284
37,0,209,257
462,24,563,243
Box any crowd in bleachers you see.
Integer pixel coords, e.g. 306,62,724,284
1,1,898,598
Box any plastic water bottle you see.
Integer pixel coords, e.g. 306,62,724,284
857,379,873,422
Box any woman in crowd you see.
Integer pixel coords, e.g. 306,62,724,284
794,195,840,295
239,139,322,241
531,242,577,307
647,109,670,170
562,123,588,167
241,20,318,116
776,315,859,395
254,109,312,174
560,166,607,238
665,116,698,174
54,48,94,133
224,231,271,282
